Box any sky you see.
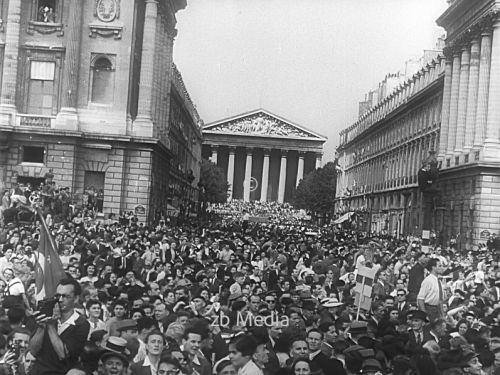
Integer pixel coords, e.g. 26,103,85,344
173,0,449,162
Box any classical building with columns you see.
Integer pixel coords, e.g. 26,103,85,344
336,56,444,238
336,0,500,248
202,110,326,203
0,0,202,222
435,0,500,248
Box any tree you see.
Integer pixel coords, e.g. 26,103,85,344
293,161,337,217
198,159,229,204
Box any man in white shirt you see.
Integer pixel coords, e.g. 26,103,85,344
417,258,444,322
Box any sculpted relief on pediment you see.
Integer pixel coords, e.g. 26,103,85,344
207,113,316,138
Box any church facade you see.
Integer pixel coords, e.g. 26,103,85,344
202,110,326,203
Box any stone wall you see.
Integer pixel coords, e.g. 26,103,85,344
149,150,171,222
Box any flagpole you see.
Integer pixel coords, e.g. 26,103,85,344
35,207,57,252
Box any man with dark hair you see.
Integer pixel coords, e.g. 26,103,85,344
181,328,211,375
307,328,347,375
29,278,90,374
130,330,164,375
134,317,157,363
228,335,262,374
417,258,444,322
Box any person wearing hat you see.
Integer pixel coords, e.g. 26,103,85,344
101,336,130,356
406,310,433,352
116,319,140,359
346,321,369,346
360,358,383,375
460,351,483,375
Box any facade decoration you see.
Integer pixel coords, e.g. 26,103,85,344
207,112,318,138
95,0,120,22
89,0,122,39
0,0,199,223
202,109,326,203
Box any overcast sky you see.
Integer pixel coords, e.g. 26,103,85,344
173,0,449,162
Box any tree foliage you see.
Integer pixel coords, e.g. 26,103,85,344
293,161,337,214
199,159,229,204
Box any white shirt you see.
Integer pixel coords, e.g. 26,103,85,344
7,277,25,296
417,273,442,305
58,311,80,335
238,360,263,375
143,355,158,375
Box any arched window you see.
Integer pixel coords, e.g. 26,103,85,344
91,55,115,104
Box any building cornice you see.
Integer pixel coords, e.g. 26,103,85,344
338,74,444,152
438,0,499,48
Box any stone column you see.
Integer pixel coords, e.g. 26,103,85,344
243,148,253,202
278,150,288,204
260,150,270,202
464,38,481,151
446,53,462,156
296,152,305,187
0,135,8,193
315,153,322,169
484,20,500,160
211,145,218,165
227,148,235,201
55,0,83,131
474,29,493,148
133,0,158,137
438,55,453,159
0,0,21,125
454,47,470,153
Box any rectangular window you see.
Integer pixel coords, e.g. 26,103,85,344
33,0,59,23
31,61,55,80
22,146,45,163
28,60,55,115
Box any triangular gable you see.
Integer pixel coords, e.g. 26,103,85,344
203,110,327,140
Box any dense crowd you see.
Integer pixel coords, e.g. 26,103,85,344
0,190,499,375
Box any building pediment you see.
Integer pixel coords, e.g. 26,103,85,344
203,110,327,141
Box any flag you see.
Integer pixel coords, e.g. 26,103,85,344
34,210,66,301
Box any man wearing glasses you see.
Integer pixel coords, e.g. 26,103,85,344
28,278,90,375
264,294,278,313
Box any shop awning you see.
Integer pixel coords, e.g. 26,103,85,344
333,212,353,225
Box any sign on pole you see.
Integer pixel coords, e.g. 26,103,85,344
354,266,377,319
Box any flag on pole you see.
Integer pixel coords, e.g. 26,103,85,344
34,209,65,301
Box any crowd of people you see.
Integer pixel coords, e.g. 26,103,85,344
208,200,312,225
0,195,498,375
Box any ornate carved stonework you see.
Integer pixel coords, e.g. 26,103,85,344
89,0,122,39
89,23,122,39
95,0,120,22
27,21,64,36
205,112,321,138
447,8,500,52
